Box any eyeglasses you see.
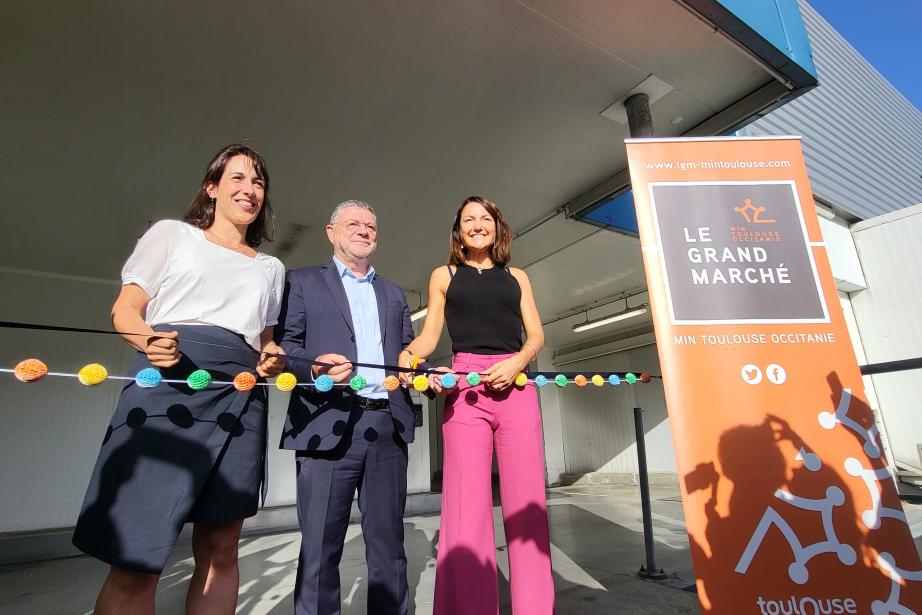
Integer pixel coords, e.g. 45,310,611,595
335,220,378,235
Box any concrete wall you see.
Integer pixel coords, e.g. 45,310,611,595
0,269,128,533
542,334,676,482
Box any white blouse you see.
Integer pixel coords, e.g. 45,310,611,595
122,220,285,350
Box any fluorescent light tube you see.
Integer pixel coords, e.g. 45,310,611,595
572,307,648,333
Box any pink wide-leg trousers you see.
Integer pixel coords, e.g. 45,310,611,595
433,352,555,615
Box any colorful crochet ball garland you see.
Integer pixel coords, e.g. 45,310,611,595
8,358,652,392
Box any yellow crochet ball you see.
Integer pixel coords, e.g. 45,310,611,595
514,372,528,387
412,374,429,392
591,374,605,387
78,363,108,386
275,372,297,392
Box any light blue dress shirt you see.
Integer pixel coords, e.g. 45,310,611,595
334,257,387,399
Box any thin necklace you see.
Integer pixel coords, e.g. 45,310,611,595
206,229,250,254
466,261,493,275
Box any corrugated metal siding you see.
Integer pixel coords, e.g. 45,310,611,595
738,1,922,220
556,344,677,475
849,205,922,471
0,272,130,532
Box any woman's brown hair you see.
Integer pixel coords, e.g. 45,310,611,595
449,196,513,267
183,143,274,248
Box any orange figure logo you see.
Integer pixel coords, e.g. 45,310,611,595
734,198,776,224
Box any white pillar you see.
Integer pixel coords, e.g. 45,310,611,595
406,396,432,493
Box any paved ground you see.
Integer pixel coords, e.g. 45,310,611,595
1,485,920,614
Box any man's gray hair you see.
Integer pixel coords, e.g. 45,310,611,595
330,200,377,225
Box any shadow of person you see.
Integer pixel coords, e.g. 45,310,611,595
824,372,922,606
434,545,499,614
826,372,880,459
766,412,866,576
684,421,785,612
684,387,914,614
158,531,301,614
685,418,829,612
403,521,437,615
502,501,552,557
293,517,432,615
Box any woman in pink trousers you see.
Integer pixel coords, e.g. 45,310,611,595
399,196,554,614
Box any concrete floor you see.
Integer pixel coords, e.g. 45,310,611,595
1,485,920,614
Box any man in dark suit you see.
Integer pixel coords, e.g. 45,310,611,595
277,200,415,615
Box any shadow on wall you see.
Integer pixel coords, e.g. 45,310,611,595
687,373,922,613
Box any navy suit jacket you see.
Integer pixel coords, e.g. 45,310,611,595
277,260,416,452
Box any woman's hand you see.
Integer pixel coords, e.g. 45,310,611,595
314,353,354,383
398,351,424,385
257,341,286,378
481,355,526,391
426,366,455,395
144,331,180,368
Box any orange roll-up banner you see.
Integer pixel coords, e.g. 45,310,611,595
626,136,921,614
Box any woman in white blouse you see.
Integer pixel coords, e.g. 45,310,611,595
72,144,286,615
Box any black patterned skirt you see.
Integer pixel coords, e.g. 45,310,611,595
72,325,267,574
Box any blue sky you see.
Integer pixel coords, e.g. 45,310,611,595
807,0,922,111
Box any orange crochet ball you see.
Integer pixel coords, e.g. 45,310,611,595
574,375,588,387
383,375,401,392
234,372,257,391
14,359,48,382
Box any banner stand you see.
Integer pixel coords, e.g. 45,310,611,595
625,136,922,614
634,406,669,580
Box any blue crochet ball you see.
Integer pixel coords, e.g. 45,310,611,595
314,374,335,392
608,374,621,386
440,373,457,389
135,367,162,389
534,375,548,387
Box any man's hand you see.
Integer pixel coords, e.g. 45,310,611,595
257,341,286,378
314,353,354,383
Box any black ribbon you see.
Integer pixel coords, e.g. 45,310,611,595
0,320,660,380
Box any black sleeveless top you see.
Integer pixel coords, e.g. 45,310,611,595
444,264,523,354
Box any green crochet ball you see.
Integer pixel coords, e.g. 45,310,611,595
554,374,569,387
625,372,638,384
349,375,367,391
466,372,481,386
187,369,212,390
